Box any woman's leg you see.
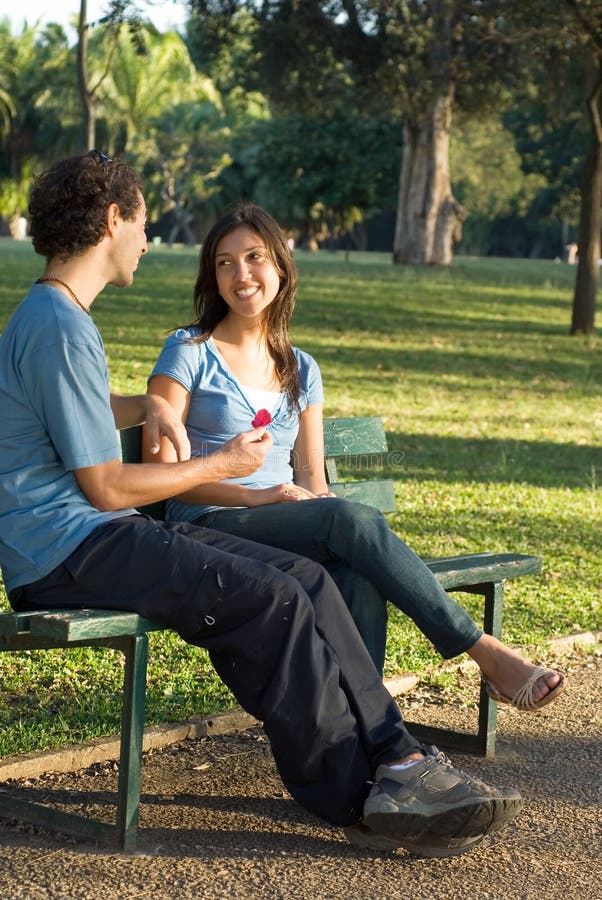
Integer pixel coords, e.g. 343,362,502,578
197,501,562,702
197,500,480,659
325,561,387,674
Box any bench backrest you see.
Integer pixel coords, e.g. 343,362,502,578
120,415,396,518
323,417,396,512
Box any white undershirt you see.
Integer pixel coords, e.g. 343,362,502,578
241,384,282,414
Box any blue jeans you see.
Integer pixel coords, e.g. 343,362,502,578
196,499,483,674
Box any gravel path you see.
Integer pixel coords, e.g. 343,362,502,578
0,649,600,900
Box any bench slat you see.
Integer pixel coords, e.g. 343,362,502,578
27,610,162,642
324,417,396,511
423,552,542,590
0,610,38,636
0,610,162,644
329,479,397,513
323,416,389,456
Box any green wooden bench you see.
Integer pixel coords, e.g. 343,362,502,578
0,416,542,850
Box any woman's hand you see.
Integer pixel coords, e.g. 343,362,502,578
246,483,335,506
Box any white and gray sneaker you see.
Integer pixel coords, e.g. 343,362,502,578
343,819,488,858
345,746,522,858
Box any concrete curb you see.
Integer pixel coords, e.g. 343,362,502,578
0,675,419,781
546,630,602,653
1,634,598,783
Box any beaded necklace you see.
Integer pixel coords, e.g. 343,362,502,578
36,277,90,315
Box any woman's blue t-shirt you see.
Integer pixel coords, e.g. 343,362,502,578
150,331,324,522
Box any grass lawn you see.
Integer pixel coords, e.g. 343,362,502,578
0,239,600,756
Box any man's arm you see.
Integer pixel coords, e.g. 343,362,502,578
110,392,191,461
74,428,272,512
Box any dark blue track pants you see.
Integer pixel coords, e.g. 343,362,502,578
10,515,422,826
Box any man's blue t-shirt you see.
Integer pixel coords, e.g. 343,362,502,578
150,331,324,523
0,284,136,593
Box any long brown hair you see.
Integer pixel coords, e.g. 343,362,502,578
188,202,301,411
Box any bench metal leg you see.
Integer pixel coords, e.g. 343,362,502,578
477,580,502,759
0,633,149,850
404,580,503,758
116,632,149,852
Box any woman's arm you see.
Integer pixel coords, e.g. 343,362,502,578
142,374,230,505
145,375,323,507
141,376,191,463
292,402,334,496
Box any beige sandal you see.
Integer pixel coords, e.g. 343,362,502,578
484,666,565,711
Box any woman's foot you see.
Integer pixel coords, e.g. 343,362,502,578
468,635,565,710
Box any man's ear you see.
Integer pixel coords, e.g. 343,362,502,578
106,202,121,237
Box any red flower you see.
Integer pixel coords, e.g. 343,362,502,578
251,409,272,427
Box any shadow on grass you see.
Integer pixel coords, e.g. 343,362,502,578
335,431,601,491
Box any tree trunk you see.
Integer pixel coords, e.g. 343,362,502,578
571,54,602,335
167,205,196,245
77,0,95,150
393,87,465,266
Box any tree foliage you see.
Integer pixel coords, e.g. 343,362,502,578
186,1,535,264
239,112,402,247
187,0,601,325
0,0,596,300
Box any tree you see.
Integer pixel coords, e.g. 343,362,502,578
76,0,165,150
130,91,233,242
571,38,602,334
101,29,206,154
239,112,402,248
450,113,547,256
0,88,16,143
187,1,524,266
0,21,79,228
76,0,125,149
504,0,602,333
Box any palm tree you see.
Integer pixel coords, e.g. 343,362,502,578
100,29,212,153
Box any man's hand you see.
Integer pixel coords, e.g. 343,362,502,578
145,394,191,461
213,428,273,479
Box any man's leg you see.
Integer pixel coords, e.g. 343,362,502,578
11,515,417,825
325,562,387,675
197,506,389,671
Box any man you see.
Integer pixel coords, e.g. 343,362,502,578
0,152,522,858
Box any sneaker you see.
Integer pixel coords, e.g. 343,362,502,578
344,819,487,858
343,820,404,853
360,746,522,858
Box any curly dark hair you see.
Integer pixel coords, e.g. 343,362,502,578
28,151,143,261
187,202,301,411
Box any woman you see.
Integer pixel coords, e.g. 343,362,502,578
144,202,564,710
